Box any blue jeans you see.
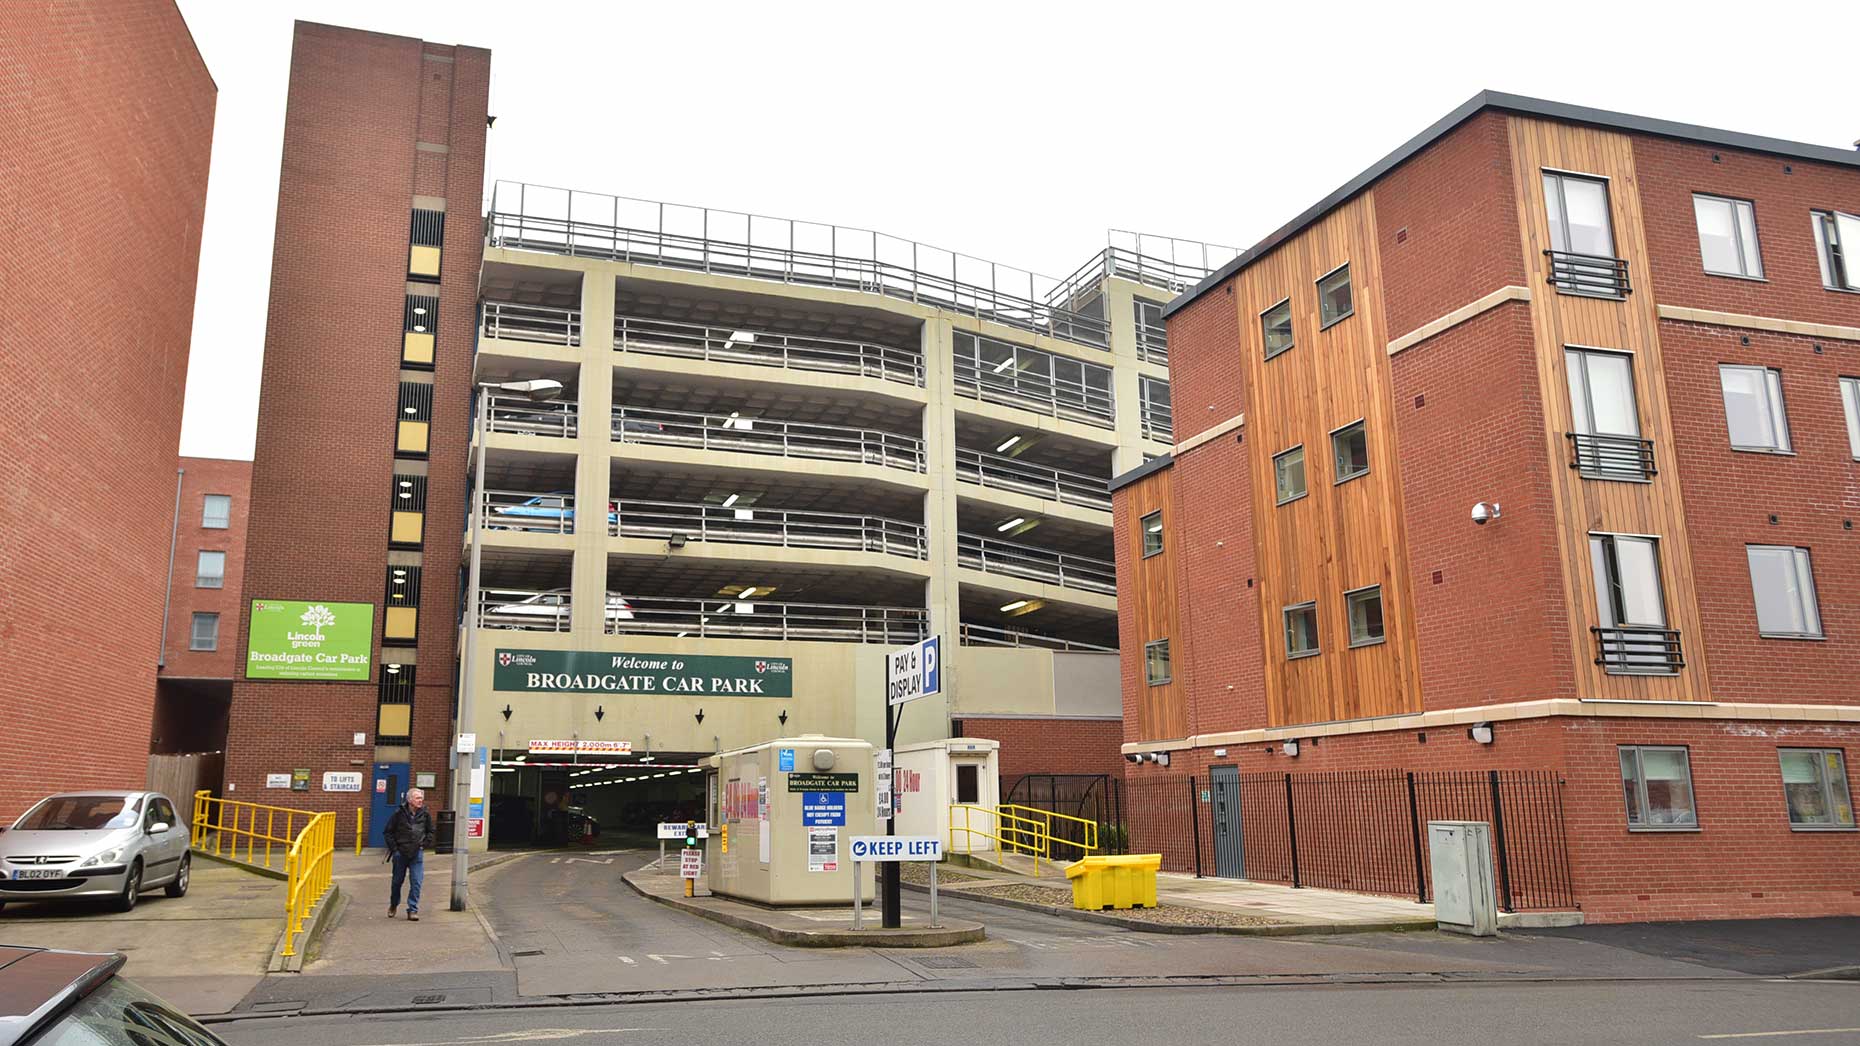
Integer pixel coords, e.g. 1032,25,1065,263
391,851,424,914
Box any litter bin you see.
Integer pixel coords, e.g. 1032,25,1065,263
1065,853,1161,910
434,810,456,855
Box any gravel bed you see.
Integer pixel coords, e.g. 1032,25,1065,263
963,882,1292,928
899,863,986,886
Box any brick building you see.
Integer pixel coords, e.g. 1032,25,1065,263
1113,92,1860,922
154,457,253,755
0,2,215,821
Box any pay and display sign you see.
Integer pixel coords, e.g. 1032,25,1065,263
848,836,942,862
886,636,940,706
246,600,374,681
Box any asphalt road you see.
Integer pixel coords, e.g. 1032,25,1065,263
215,980,1860,1045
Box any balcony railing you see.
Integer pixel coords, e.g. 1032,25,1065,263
481,301,582,346
611,500,927,559
483,394,578,439
615,314,924,387
958,622,1115,653
1545,250,1631,298
605,595,928,644
957,533,1116,595
487,181,1108,349
953,357,1115,429
480,489,577,534
611,406,926,473
1140,395,1174,443
1593,626,1684,675
954,448,1111,511
1135,317,1168,366
1567,432,1656,482
477,588,573,631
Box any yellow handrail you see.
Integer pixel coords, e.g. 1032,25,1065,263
998,804,1100,858
948,803,1052,876
192,791,336,959
281,812,334,958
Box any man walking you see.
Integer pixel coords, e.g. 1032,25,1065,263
384,787,433,921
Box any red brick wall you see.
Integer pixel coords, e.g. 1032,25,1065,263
1160,279,1244,440
1375,111,1528,338
1657,320,1860,703
224,23,488,818
0,1,215,821
1174,434,1262,736
161,458,253,679
1633,136,1860,328
957,718,1126,781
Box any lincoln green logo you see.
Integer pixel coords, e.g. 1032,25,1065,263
247,599,374,681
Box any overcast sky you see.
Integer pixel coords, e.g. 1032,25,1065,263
173,0,1860,461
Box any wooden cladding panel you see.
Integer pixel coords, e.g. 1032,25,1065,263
1125,468,1187,741
1232,195,1423,728
1506,116,1712,701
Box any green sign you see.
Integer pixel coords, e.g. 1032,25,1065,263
787,773,858,793
246,599,374,681
492,649,793,698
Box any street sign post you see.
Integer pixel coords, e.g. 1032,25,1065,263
879,637,941,929
849,836,944,931
658,821,707,864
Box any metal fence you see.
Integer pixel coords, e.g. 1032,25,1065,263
954,448,1111,511
614,313,924,387
1001,774,1122,856
612,405,926,472
957,622,1115,652
605,596,928,645
956,532,1116,594
611,499,927,559
482,301,581,346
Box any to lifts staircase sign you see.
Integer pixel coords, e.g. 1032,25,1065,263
493,649,793,698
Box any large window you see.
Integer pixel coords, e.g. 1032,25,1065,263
952,331,1115,427
1590,533,1675,674
1566,348,1648,480
1746,545,1822,639
1718,364,1791,452
1841,376,1860,460
1140,511,1163,558
1619,745,1699,830
1331,420,1368,484
1692,194,1763,278
1778,749,1856,830
1284,602,1319,659
1317,265,1353,328
1262,298,1294,359
1813,210,1860,292
1144,639,1172,685
195,550,225,588
1274,445,1307,505
1345,586,1385,648
1543,171,1616,258
189,612,219,652
201,494,231,529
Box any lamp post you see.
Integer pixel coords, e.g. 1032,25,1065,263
452,378,563,912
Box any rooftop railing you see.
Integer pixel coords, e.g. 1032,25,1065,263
611,405,926,473
954,448,1111,511
481,301,582,346
614,314,924,387
605,595,928,645
1047,234,1238,309
957,533,1116,595
611,499,927,559
958,622,1115,653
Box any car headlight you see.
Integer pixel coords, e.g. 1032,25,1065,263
81,847,125,867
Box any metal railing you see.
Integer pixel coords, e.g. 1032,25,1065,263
487,181,1109,349
191,792,335,959
611,499,926,558
481,301,582,346
481,489,577,534
483,393,578,438
1140,382,1173,443
954,448,1111,511
953,355,1116,429
611,405,926,472
1593,626,1684,674
998,803,1099,859
1567,432,1656,482
605,596,927,644
477,588,572,631
1545,250,1631,298
615,314,924,387
948,803,1054,876
957,533,1116,594
1048,238,1238,307
1135,314,1168,365
958,622,1116,652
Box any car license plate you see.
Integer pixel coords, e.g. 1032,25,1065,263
12,868,64,880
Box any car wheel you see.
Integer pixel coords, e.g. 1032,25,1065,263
164,854,190,898
0,901,7,915
114,860,143,913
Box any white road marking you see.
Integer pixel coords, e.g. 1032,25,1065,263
646,953,688,964
1700,1030,1860,1040
561,857,614,865
350,1029,663,1045
617,956,636,965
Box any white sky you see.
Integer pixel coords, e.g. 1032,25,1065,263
173,0,1860,461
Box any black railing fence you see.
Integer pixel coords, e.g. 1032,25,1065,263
1000,774,1121,855
1119,767,1574,912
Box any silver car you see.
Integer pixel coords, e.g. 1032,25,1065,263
0,792,191,914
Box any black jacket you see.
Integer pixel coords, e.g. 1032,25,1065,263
384,803,433,860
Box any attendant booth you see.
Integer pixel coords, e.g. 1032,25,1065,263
893,738,1000,856
704,735,877,905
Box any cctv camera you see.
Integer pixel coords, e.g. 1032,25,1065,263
1471,501,1501,526
1125,752,1142,764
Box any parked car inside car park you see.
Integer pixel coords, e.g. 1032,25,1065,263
0,945,227,1045
0,793,190,915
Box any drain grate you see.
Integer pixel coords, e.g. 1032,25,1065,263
411,994,447,1005
510,949,545,958
912,956,978,969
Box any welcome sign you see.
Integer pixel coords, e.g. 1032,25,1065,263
493,649,793,698
246,599,374,681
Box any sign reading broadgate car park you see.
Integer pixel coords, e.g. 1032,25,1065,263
246,600,374,681
492,649,793,698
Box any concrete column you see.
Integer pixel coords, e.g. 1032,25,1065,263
1104,280,1149,475
570,271,615,642
907,315,962,745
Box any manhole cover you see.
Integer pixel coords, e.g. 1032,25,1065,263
912,956,978,969
411,994,446,1005
511,949,545,957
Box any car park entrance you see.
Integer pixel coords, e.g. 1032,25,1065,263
486,747,707,848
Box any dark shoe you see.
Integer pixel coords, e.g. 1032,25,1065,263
407,913,420,921
388,907,398,918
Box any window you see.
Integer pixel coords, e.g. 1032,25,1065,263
1778,749,1855,830
1273,445,1307,505
1140,511,1164,558
201,494,231,529
1813,210,1860,291
1718,365,1791,452
1619,746,1698,829
1284,602,1319,659
1316,265,1353,328
1841,376,1860,460
1746,545,1822,639
1589,533,1676,674
195,550,225,588
1331,420,1368,483
1345,586,1384,648
1144,639,1172,685
1692,194,1763,278
1262,298,1294,358
1566,348,1649,480
1543,171,1616,257
189,612,219,652
955,764,981,805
